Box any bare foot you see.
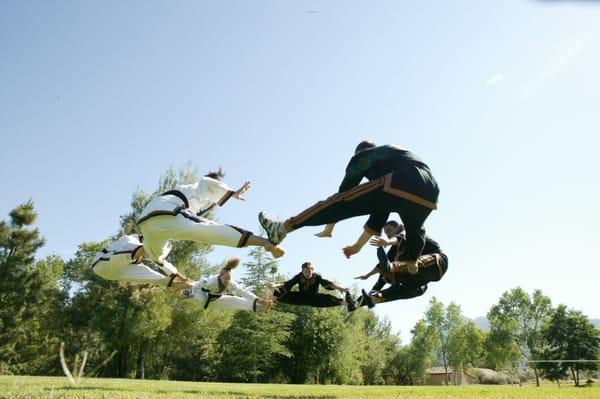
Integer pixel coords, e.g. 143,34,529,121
342,245,360,259
257,298,273,313
170,280,193,294
267,245,286,258
314,230,332,238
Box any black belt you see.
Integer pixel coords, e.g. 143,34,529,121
161,190,189,209
201,288,222,309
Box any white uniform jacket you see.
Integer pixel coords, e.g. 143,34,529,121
138,177,235,223
193,275,258,309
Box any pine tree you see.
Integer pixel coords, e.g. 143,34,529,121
0,201,63,374
240,245,280,296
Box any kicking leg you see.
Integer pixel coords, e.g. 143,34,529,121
259,178,387,245
94,261,171,286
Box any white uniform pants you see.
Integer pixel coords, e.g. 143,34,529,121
138,213,251,262
193,289,256,311
93,261,170,286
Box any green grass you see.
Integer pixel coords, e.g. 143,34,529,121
0,376,598,399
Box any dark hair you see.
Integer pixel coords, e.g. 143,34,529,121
355,140,376,154
384,220,404,232
205,167,225,181
301,261,313,269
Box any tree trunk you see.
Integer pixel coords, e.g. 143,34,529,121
442,356,449,385
533,367,540,387
570,367,577,386
135,340,148,379
117,345,129,378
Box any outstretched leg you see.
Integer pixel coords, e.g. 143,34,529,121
260,178,388,245
140,213,285,259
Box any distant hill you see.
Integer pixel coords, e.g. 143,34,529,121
474,317,490,331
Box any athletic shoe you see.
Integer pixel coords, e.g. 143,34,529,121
259,211,287,245
361,289,375,309
345,292,357,312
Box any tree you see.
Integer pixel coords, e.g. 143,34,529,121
0,201,63,374
217,310,294,382
424,298,465,385
539,305,600,386
240,246,279,296
447,320,484,383
388,319,435,385
487,287,552,386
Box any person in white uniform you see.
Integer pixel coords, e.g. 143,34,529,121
91,234,190,290
137,170,285,264
188,258,272,312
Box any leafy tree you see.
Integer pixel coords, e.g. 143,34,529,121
424,298,464,385
487,287,552,386
539,305,600,386
447,319,484,382
388,319,435,385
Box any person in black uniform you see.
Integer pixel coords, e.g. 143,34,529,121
353,220,448,309
268,261,356,311
259,141,439,271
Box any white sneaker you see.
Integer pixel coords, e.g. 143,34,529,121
259,212,287,245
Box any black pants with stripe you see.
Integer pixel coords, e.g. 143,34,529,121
381,284,428,302
286,176,436,260
275,291,343,308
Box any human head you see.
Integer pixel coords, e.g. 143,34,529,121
205,167,225,181
354,140,376,154
301,261,314,279
383,220,404,239
219,258,240,287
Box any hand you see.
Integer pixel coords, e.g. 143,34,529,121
342,244,360,259
405,260,418,275
170,280,193,293
233,181,251,201
175,272,189,283
369,236,389,247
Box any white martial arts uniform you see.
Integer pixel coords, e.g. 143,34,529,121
92,234,179,286
191,275,259,311
137,177,253,263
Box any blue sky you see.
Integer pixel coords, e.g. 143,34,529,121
1,1,599,343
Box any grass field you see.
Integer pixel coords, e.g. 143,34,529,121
1,376,598,399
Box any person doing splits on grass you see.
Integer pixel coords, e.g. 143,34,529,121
266,261,356,312
91,234,190,291
137,169,286,268
186,258,272,312
259,141,439,271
